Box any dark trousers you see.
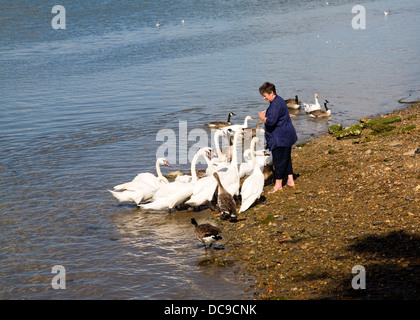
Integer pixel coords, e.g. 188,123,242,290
271,146,293,183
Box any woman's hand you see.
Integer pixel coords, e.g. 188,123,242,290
258,110,267,123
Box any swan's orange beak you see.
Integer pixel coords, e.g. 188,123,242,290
250,117,254,120
164,161,170,167
315,94,319,98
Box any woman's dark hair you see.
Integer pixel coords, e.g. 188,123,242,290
259,82,276,95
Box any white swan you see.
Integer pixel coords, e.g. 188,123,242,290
185,150,218,208
108,181,157,205
113,157,170,191
303,94,322,113
239,149,270,178
223,115,253,133
217,128,242,197
239,137,265,213
206,129,230,174
212,129,230,163
139,148,210,212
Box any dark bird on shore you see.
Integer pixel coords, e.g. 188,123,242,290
191,218,222,248
213,172,237,222
309,100,331,118
285,95,301,109
207,112,236,128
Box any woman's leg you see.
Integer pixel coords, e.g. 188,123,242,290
270,147,290,192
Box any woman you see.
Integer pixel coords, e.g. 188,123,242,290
258,82,298,193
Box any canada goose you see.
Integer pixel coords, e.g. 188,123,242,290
207,112,236,129
309,100,331,118
239,137,265,213
285,95,301,109
262,163,274,184
191,218,222,248
113,157,170,191
303,94,322,113
213,172,237,222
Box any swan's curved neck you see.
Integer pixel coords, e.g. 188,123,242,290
243,117,250,127
191,150,206,182
231,130,241,167
250,138,257,168
156,160,168,183
315,95,319,105
214,130,224,159
204,152,216,174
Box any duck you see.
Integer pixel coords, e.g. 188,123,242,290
285,95,301,109
303,94,322,113
139,148,210,212
113,157,170,191
213,172,237,222
191,218,222,248
207,112,236,129
309,100,331,118
239,137,265,213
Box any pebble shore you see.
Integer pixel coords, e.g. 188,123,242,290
215,103,419,300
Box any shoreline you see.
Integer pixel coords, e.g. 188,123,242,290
218,103,419,300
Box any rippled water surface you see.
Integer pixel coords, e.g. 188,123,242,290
1,0,419,299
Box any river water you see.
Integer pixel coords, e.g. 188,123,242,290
1,0,419,299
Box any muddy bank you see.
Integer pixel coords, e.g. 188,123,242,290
217,104,419,300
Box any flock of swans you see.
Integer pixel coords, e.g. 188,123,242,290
108,114,272,222
108,93,331,224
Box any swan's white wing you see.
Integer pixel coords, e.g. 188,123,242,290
141,181,193,210
239,160,253,178
108,189,149,205
186,176,217,206
239,170,264,213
